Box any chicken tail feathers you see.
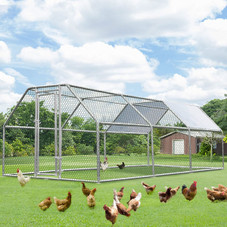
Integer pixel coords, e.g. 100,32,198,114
25,176,30,183
135,192,142,201
182,185,187,193
113,189,120,204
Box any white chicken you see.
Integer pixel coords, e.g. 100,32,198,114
100,157,108,171
17,168,30,187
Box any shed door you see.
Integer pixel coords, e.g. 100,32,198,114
173,139,184,154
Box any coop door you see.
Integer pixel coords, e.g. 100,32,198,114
173,139,184,154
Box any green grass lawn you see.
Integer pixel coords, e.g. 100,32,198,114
0,162,227,226
2,154,223,182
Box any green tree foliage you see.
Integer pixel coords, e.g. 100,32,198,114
202,97,227,134
0,112,5,139
224,135,227,143
0,139,14,158
200,140,211,157
76,143,94,155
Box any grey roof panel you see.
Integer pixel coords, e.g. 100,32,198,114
165,101,221,132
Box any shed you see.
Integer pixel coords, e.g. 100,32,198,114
160,131,225,155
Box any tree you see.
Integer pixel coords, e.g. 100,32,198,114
0,112,5,139
202,97,227,134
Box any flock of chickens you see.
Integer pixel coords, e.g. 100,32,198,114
16,167,227,226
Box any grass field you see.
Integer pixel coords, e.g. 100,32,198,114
2,154,223,182
0,157,227,227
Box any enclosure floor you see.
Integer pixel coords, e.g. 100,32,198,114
57,165,193,181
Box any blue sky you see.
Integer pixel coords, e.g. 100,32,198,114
0,0,227,113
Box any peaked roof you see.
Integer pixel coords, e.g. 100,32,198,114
6,84,222,134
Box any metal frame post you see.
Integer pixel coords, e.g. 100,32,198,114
188,128,192,171
222,132,224,169
58,85,62,179
97,122,100,183
54,93,58,176
104,132,107,159
2,126,5,175
151,127,155,175
34,89,40,176
147,132,150,166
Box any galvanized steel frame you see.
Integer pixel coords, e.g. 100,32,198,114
2,84,224,183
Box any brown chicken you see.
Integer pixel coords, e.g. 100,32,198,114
159,187,172,203
212,184,227,192
182,181,197,201
127,189,138,205
103,199,119,226
113,189,130,217
127,192,142,212
38,197,52,211
165,186,180,197
54,192,71,212
204,187,226,202
115,187,124,201
82,182,91,197
87,188,96,207
141,182,156,195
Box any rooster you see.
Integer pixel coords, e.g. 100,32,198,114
117,162,125,169
81,182,91,197
54,192,71,212
141,182,156,195
114,187,124,201
87,188,96,207
17,168,30,187
204,187,226,202
127,189,138,205
103,200,119,226
113,189,130,217
159,187,172,203
100,157,108,171
127,192,142,212
182,181,197,201
38,197,52,211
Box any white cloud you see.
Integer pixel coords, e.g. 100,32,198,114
4,68,34,87
0,71,21,113
18,42,156,92
193,18,227,66
16,0,227,44
145,67,227,104
6,1,227,107
17,46,58,64
17,41,227,105
0,0,12,16
0,41,11,63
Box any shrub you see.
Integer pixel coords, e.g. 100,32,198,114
41,143,55,156
76,144,94,155
114,146,126,154
200,141,211,156
24,144,35,156
62,146,76,156
0,139,14,158
12,139,27,157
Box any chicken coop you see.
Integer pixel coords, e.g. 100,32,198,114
2,84,224,183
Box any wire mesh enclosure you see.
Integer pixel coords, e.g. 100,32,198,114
2,84,224,182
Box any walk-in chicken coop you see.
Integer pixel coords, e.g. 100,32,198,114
2,84,224,182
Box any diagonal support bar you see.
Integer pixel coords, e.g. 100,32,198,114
66,85,98,123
